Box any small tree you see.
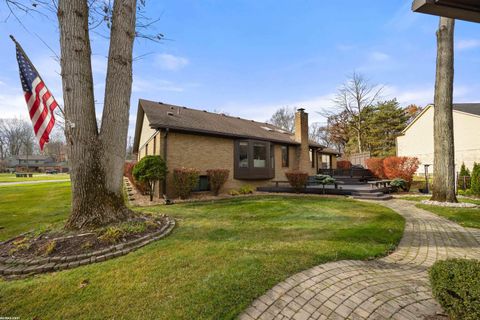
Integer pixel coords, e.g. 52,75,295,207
458,162,471,191
173,168,200,199
206,169,229,196
285,171,309,193
365,157,385,178
132,156,167,201
471,163,480,196
383,156,420,191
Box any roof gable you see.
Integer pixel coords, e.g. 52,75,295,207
402,103,480,134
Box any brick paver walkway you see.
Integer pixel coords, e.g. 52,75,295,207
239,199,480,320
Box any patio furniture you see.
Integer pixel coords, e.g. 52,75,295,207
367,180,392,189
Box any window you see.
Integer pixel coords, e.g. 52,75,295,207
239,142,249,168
281,146,289,167
234,140,274,180
145,143,148,156
253,143,267,168
310,148,315,168
192,175,210,192
153,136,157,155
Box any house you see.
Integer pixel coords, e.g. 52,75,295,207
6,155,69,173
132,99,340,197
396,103,480,173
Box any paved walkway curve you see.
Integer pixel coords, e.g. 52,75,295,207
239,199,480,320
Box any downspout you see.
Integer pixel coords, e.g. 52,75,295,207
162,128,169,198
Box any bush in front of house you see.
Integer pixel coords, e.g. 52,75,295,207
365,157,386,178
132,156,168,201
206,169,230,196
124,162,148,194
285,171,309,193
383,156,420,191
173,168,200,199
429,259,480,320
337,160,352,170
471,162,480,196
238,184,254,194
390,178,407,191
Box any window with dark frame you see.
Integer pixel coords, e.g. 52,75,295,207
239,141,249,168
234,140,274,180
145,143,148,156
281,145,289,167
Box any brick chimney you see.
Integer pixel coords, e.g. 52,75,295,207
294,108,311,171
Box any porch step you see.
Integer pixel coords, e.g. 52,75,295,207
352,195,392,201
351,191,392,201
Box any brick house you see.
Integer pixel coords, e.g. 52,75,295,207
132,99,339,197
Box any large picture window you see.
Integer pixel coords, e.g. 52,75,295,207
234,140,275,180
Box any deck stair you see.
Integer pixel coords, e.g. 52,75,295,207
351,190,392,201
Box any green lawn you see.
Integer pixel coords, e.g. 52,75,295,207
398,196,480,229
0,183,405,319
0,173,70,183
0,182,71,240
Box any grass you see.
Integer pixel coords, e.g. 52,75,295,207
0,173,70,183
398,195,480,229
0,183,405,319
0,182,71,240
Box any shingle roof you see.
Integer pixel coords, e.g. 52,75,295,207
134,99,323,150
453,103,480,116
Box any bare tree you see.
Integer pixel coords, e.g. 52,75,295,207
4,0,165,229
268,106,296,133
309,122,330,147
333,72,382,153
0,118,35,157
431,17,457,203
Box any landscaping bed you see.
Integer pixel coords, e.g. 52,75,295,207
0,214,175,278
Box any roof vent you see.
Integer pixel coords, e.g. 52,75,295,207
203,110,207,112
167,111,174,116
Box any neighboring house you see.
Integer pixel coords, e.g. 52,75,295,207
6,155,69,173
133,99,340,197
396,103,480,173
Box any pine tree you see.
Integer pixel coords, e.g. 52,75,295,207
458,162,471,190
471,163,480,196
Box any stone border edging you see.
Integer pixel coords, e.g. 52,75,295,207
0,216,175,279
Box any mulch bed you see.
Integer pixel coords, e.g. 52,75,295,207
0,214,168,260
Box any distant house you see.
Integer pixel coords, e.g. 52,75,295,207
6,155,69,173
132,99,340,197
396,103,480,173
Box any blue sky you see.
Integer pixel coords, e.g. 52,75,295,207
1,0,480,137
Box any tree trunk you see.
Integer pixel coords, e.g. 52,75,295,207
431,17,457,203
58,0,135,229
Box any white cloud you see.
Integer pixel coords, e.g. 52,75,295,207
220,93,336,125
457,39,480,51
155,53,189,71
370,51,390,62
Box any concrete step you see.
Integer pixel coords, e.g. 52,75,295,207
352,192,385,196
352,195,393,201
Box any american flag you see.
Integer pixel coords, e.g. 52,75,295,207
15,43,58,151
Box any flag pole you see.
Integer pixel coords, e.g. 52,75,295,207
9,35,66,119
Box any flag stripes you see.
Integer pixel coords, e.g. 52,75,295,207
14,43,59,151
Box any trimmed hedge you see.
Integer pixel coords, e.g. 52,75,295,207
285,171,308,193
206,169,229,196
173,168,200,199
429,259,480,320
